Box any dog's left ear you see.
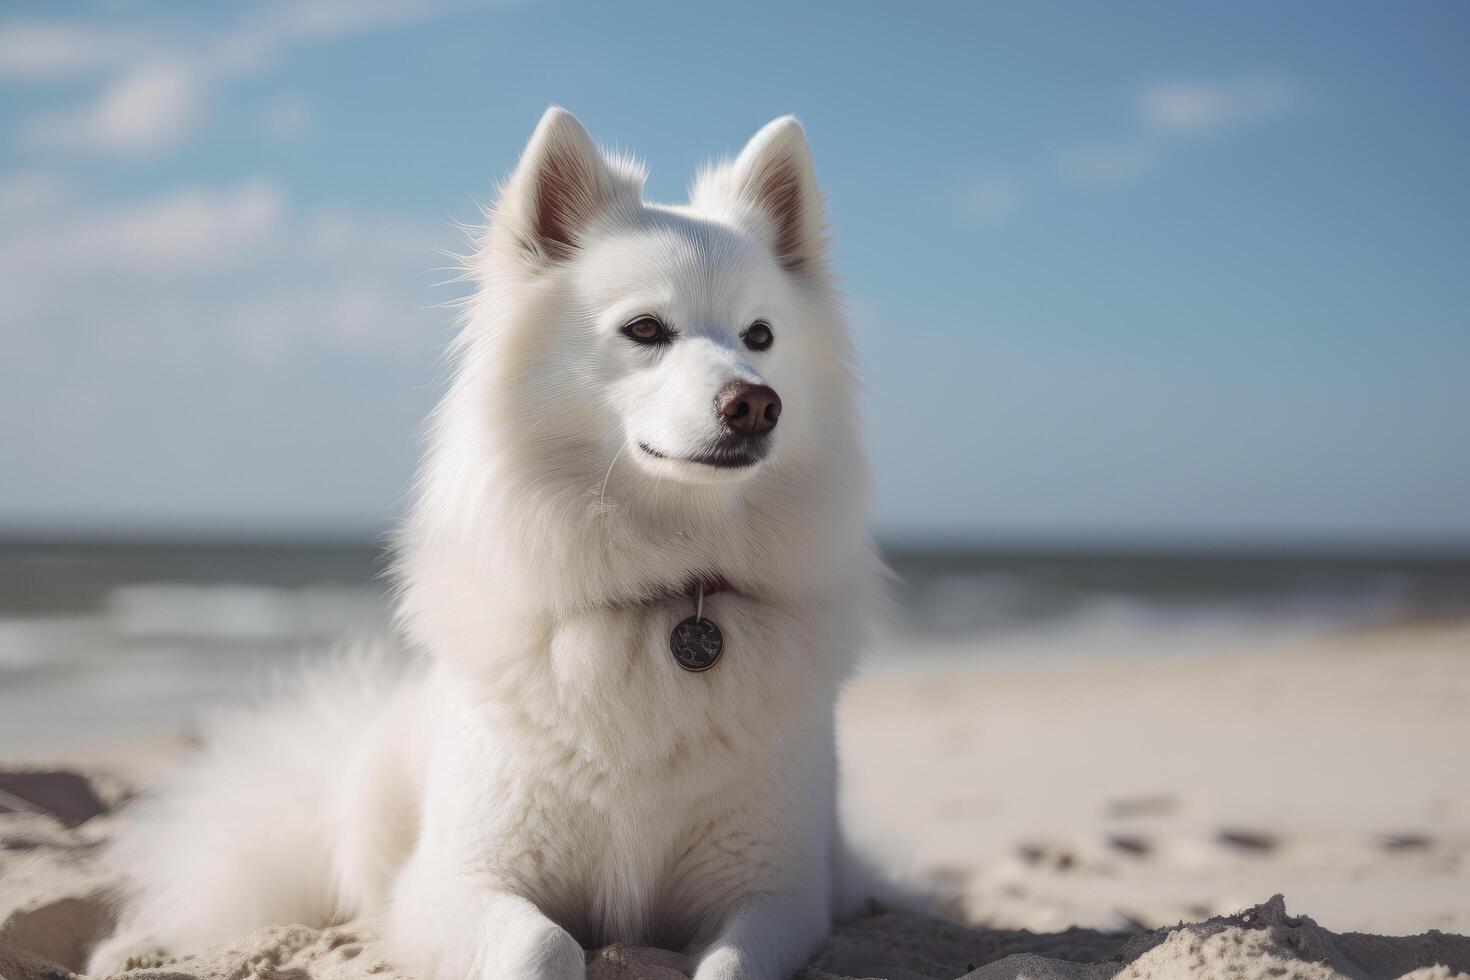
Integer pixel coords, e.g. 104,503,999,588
729,116,827,277
497,106,622,263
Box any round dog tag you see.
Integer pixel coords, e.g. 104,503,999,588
670,616,723,672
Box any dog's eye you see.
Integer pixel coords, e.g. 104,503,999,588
742,321,774,352
621,316,669,345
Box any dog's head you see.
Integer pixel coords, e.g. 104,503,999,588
466,107,848,491
404,108,869,631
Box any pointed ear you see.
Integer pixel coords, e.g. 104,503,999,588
497,107,620,263
729,116,827,277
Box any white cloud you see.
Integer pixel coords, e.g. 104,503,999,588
0,22,149,79
22,62,205,156
106,182,284,269
212,0,475,75
0,178,449,366
1139,74,1303,137
262,94,314,142
7,0,498,157
1054,73,1305,188
1,1,480,81
0,180,280,331
0,180,281,285
1054,139,1160,186
227,281,417,363
959,173,1027,228
0,2,489,527
0,171,73,218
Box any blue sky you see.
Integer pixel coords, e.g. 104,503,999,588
1,1,1467,546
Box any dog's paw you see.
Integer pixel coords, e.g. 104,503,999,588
691,946,753,980
473,919,584,980
525,924,586,980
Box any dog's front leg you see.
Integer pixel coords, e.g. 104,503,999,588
468,891,584,980
388,869,584,980
691,892,828,980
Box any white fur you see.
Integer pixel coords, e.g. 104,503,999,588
91,108,879,980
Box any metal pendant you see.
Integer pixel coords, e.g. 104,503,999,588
670,582,723,672
670,615,723,672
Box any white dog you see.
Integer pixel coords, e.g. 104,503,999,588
90,107,879,980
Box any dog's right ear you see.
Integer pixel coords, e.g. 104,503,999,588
496,107,619,263
712,116,828,279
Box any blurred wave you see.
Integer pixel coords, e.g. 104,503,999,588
882,549,1470,662
2,538,1468,749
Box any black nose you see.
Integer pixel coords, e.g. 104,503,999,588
715,381,782,436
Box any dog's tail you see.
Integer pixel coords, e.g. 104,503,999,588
88,639,427,974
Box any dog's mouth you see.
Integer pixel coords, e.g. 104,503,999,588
637,436,769,470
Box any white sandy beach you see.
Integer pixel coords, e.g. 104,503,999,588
845,620,1470,938
3,620,1469,979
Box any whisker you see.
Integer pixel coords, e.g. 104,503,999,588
597,444,626,516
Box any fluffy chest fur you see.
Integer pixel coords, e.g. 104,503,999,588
410,589,851,949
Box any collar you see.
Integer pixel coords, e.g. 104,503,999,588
600,574,740,614
690,574,735,599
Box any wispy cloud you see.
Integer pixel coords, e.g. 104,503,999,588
0,180,283,328
262,94,314,143
6,181,281,276
207,0,484,74
0,172,456,517
5,0,501,157
0,179,449,364
0,21,151,79
1053,140,1160,187
1054,72,1306,189
0,0,484,447
1139,74,1303,137
962,72,1307,225
0,171,73,218
227,281,419,363
959,173,1028,227
22,62,205,156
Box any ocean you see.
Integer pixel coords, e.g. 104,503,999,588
3,537,1468,751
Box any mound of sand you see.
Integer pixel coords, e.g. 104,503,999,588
3,770,1468,980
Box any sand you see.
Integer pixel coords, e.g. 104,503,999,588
3,621,1469,979
845,620,1470,938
